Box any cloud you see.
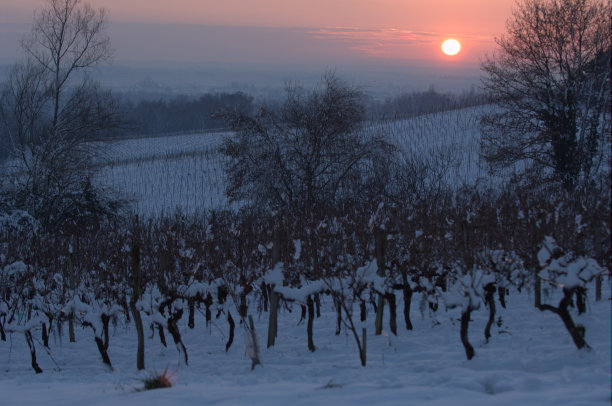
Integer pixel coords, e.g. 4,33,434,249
308,27,494,59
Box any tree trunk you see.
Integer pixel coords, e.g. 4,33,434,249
204,293,213,327
538,288,590,350
575,287,586,315
68,315,76,343
534,273,542,308
267,226,281,347
360,328,367,367
247,315,262,370
360,299,367,322
42,322,49,348
307,295,316,352
94,335,113,370
239,292,248,319
130,239,145,370
167,310,188,365
68,254,76,342
460,310,475,360
484,283,496,342
334,296,342,335
157,323,167,347
375,295,385,335
375,230,387,335
226,311,235,352
101,314,110,350
498,286,507,308
188,299,195,329
261,281,269,312
130,304,145,370
595,274,602,301
25,330,43,374
387,293,397,335
403,281,413,330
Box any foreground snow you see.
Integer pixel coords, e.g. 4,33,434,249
1,286,610,405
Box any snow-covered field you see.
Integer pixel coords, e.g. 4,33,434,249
95,131,231,215
95,107,491,217
383,106,489,187
1,285,610,405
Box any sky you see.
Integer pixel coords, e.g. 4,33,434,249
0,0,516,93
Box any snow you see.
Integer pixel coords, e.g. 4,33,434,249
1,282,609,405
274,277,326,303
94,132,231,216
293,239,302,260
538,236,557,267
264,263,284,286
2,261,28,276
92,107,491,218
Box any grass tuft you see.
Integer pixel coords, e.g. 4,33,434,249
142,369,173,390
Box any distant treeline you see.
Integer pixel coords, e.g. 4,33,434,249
0,87,487,155
114,86,487,139
372,86,487,120
119,92,254,136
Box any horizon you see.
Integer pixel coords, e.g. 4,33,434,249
0,0,515,94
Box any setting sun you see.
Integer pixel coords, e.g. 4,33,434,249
441,39,461,56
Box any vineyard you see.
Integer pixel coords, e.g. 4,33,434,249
1,105,610,405
1,0,609,403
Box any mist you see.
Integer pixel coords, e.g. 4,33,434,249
0,21,483,98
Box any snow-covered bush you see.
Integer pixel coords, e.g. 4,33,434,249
536,236,604,349
441,266,492,360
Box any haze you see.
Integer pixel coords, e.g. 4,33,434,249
0,0,516,94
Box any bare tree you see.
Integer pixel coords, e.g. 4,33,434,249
221,72,395,215
480,0,611,188
0,0,120,226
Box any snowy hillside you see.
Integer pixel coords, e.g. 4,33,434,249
95,131,230,215
95,107,490,217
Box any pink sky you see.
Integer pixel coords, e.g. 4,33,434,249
0,0,517,90
3,0,514,31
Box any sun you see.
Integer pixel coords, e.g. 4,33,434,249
441,39,461,56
